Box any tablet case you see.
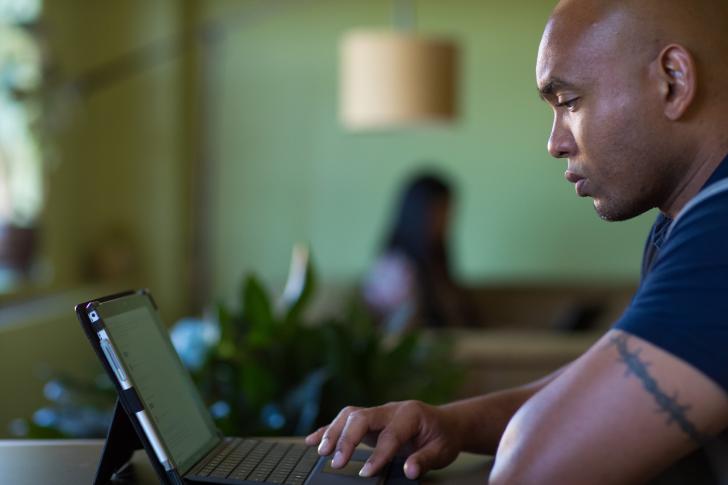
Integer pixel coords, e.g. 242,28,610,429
76,289,186,485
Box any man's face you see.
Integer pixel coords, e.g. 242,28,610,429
536,9,677,221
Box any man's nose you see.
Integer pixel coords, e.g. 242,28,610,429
547,117,576,159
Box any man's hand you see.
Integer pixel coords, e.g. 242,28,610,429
304,366,569,480
304,400,463,479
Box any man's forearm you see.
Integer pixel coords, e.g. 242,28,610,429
440,366,567,454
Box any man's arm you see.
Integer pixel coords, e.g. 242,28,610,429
305,364,568,479
490,329,728,484
441,365,568,454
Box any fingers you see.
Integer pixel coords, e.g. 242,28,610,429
308,400,446,479
305,421,378,449
357,406,419,478
331,407,388,469
311,406,364,457
304,426,326,446
403,441,447,480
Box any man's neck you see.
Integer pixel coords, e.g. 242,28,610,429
660,145,727,219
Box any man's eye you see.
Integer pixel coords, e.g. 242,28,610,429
556,98,579,111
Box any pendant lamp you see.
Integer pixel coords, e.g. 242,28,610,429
339,1,459,131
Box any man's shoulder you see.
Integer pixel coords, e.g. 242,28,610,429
681,178,728,219
666,179,728,243
616,177,728,396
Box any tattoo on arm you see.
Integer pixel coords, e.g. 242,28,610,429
610,334,708,445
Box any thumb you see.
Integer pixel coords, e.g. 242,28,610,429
403,441,451,480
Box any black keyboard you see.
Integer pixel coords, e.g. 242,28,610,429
190,438,319,484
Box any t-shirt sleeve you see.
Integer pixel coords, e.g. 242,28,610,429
614,190,728,394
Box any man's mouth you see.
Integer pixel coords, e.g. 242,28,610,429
564,170,588,197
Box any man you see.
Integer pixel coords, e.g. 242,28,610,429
306,0,728,482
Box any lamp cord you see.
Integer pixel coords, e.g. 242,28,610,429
392,0,417,31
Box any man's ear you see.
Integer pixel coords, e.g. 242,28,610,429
654,44,697,120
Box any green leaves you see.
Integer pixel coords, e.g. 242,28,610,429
284,256,316,324
242,275,275,347
192,256,462,437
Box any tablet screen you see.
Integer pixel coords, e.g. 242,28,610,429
97,293,219,473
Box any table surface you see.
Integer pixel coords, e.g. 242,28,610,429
0,439,492,485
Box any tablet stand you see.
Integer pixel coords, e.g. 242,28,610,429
94,399,143,484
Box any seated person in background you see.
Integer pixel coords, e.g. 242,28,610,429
362,173,476,332
308,0,728,483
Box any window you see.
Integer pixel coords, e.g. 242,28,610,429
0,0,43,291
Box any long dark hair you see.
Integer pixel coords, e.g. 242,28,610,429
385,173,454,325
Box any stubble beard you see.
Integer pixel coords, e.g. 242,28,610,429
592,188,655,222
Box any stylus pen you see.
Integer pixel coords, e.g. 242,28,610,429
98,329,174,471
136,409,174,471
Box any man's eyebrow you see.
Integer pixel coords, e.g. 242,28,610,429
537,78,573,100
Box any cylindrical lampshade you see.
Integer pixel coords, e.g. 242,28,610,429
339,30,459,130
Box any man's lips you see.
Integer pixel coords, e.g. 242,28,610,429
564,170,588,196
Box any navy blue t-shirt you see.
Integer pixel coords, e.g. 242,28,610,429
614,154,728,394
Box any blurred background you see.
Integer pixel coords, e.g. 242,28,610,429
0,0,655,440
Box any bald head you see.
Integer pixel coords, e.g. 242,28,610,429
546,0,728,100
550,0,728,47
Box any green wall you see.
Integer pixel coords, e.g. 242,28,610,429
206,0,655,302
41,0,192,320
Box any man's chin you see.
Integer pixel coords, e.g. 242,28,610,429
594,199,624,221
593,199,646,222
